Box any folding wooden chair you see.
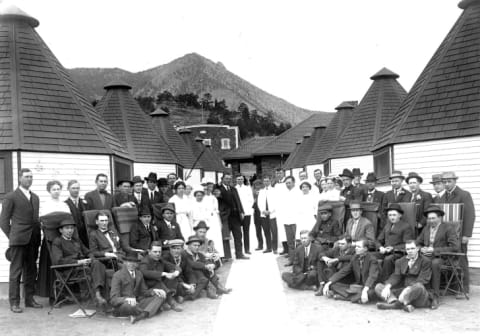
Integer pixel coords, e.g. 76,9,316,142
318,201,346,233
40,212,95,315
360,202,380,237
395,202,417,235
111,206,145,255
431,203,469,300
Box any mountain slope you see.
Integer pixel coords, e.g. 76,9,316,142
69,53,319,124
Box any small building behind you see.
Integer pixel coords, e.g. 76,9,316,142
177,124,239,156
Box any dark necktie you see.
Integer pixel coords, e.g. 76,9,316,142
446,192,451,201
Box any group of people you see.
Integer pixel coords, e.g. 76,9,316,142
279,168,475,313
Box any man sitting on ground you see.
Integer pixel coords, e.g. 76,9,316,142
282,230,322,291
139,241,183,312
375,240,433,312
310,204,341,247
110,252,166,324
322,239,379,304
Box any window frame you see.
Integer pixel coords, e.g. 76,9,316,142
373,146,393,185
221,138,231,150
0,152,13,200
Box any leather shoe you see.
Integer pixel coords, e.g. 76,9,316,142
236,255,250,260
10,305,23,313
25,299,43,309
431,297,439,310
217,287,232,295
273,250,278,254
130,312,147,324
245,251,251,255
403,304,415,313
255,247,263,251
315,284,324,296
263,249,272,253
376,301,403,310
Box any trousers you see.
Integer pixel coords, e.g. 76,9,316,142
375,283,431,308
114,295,164,317
241,215,251,253
284,224,296,262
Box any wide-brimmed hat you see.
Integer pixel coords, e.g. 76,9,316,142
424,205,445,217
144,172,158,182
116,178,133,187
167,239,185,247
186,235,203,245
352,168,363,177
58,217,76,228
193,221,209,231
365,172,378,183
318,204,333,213
441,171,458,180
406,172,423,184
157,178,168,187
389,170,405,180
430,174,443,184
339,169,354,179
161,203,176,214
385,203,404,214
124,252,140,262
132,176,144,185
349,202,363,211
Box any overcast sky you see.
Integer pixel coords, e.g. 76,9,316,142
8,0,462,112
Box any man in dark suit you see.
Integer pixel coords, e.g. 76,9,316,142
281,230,322,290
131,176,150,211
362,173,385,229
416,205,459,308
352,168,368,198
217,173,248,260
113,179,136,207
375,240,433,312
406,172,433,235
130,207,159,251
144,173,163,206
430,174,446,203
89,211,125,259
153,203,184,249
382,170,412,209
376,204,415,281
85,173,114,210
0,168,42,313
65,180,89,247
310,204,341,246
442,171,476,294
339,169,363,204
110,253,166,324
323,239,379,303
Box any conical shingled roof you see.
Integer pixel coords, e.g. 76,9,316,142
285,127,326,169
150,107,202,169
306,102,356,165
374,0,480,150
95,83,179,164
327,68,406,159
0,5,130,158
179,130,224,172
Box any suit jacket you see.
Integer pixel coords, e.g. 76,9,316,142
84,189,113,211
382,187,412,208
409,189,433,226
65,198,89,247
154,218,184,245
292,243,322,275
143,188,162,205
163,251,192,283
183,249,210,281
345,216,375,242
433,192,447,204
311,218,342,245
218,184,244,220
51,236,91,265
376,219,414,251
444,186,476,237
0,188,40,246
387,254,432,288
341,185,363,204
110,267,153,306
363,189,385,206
113,192,136,207
416,222,459,256
89,228,123,257
329,252,379,289
322,245,355,269
138,254,176,290
130,220,159,251
132,191,150,211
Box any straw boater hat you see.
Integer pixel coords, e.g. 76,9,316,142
385,203,404,214
424,205,445,217
430,174,443,184
389,170,405,180
365,172,378,182
339,169,354,179
441,171,459,180
405,172,423,184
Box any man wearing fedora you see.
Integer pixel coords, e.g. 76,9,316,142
416,205,459,308
144,173,162,206
375,240,433,313
0,168,42,313
310,204,342,247
352,168,368,195
339,169,363,204
430,174,446,203
193,221,222,267
322,239,379,303
345,202,375,243
110,252,166,324
51,217,109,307
85,173,114,210
441,171,475,294
131,176,150,211
376,204,414,281
406,172,433,235
362,172,385,205
113,178,136,208
157,178,171,203
154,203,184,249
130,207,159,252
382,171,412,229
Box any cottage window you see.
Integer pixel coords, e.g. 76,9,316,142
0,152,13,199
323,161,330,177
203,139,212,146
221,138,231,150
113,158,133,188
373,146,393,184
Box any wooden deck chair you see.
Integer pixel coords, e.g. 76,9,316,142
431,203,469,300
111,206,145,255
360,202,380,238
395,203,417,235
318,201,346,233
40,212,95,315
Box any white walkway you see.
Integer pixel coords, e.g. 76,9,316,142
213,252,293,336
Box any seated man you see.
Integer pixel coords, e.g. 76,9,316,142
154,203,184,250
162,239,196,303
51,218,108,307
110,252,166,324
193,221,222,268
184,235,231,300
376,203,414,281
89,212,125,262
282,230,322,291
322,239,379,304
415,205,459,308
310,204,341,247
375,240,433,312
315,235,355,296
139,241,182,312
345,202,375,243
130,207,158,251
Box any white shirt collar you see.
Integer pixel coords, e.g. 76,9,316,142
19,186,31,199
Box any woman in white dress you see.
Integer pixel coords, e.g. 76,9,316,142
296,181,319,237
319,175,341,202
168,181,193,238
202,182,224,257
40,180,71,216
